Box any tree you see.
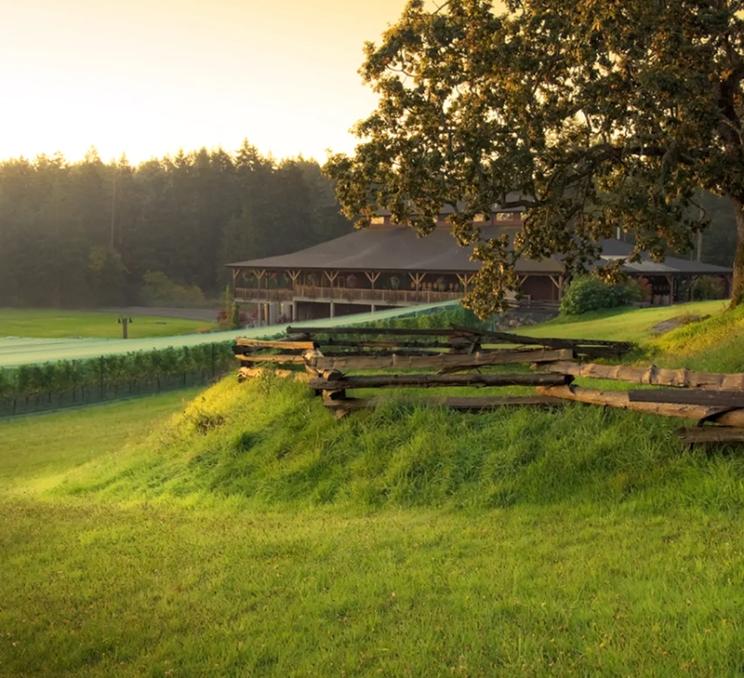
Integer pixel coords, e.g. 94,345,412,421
0,142,351,307
326,0,744,316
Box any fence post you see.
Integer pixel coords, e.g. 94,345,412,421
99,357,105,399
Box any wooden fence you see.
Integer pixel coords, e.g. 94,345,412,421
232,326,744,447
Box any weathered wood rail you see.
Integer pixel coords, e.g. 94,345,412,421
322,395,566,415
542,361,744,390
287,325,633,359
306,348,574,372
308,372,572,391
232,326,744,445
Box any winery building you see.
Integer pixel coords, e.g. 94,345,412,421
227,208,731,324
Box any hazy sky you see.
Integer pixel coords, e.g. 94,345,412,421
0,0,408,163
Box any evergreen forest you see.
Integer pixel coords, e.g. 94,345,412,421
0,141,351,307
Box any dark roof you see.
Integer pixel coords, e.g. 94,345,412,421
227,226,731,276
599,239,731,275
228,225,561,274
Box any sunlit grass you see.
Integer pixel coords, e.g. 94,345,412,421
522,300,727,343
2,302,744,674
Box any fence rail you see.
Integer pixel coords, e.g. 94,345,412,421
232,325,744,447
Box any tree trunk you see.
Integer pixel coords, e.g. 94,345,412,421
731,197,744,308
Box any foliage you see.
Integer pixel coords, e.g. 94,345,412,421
689,275,727,301
0,143,351,308
0,343,234,412
326,0,744,315
87,246,129,305
217,285,244,329
559,276,643,315
369,303,488,331
140,271,206,308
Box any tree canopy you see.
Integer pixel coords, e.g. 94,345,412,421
327,0,744,316
0,142,351,308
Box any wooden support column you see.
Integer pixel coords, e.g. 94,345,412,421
364,271,381,289
455,273,472,293
324,270,339,288
408,272,426,290
287,270,301,288
548,275,562,301
253,269,266,288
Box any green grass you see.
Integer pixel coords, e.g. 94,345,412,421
522,299,727,343
0,390,201,490
521,299,744,372
0,308,215,338
3,370,744,674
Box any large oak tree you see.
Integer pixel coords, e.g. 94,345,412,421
327,0,744,316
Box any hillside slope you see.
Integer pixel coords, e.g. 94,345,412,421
56,372,744,513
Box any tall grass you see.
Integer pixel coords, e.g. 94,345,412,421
57,375,744,514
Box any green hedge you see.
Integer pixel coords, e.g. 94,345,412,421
0,343,235,416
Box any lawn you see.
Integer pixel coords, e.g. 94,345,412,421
0,308,215,339
2,370,744,674
521,299,728,343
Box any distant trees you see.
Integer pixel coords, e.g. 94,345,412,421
0,140,351,307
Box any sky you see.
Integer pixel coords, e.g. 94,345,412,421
0,0,408,164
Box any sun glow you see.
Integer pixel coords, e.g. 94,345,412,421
0,0,405,163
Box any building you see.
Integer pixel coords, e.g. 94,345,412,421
227,209,732,324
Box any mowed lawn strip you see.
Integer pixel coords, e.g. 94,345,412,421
1,498,743,676
0,308,215,339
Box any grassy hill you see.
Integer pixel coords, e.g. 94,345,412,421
522,300,744,372
2,302,744,674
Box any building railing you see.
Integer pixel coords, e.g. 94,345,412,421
234,285,463,305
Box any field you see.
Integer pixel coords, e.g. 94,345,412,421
0,309,216,339
2,303,744,674
0,303,452,368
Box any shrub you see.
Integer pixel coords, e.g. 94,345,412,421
0,342,235,413
689,275,726,301
140,271,206,307
560,276,642,315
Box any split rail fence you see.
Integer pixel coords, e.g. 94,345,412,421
232,326,744,447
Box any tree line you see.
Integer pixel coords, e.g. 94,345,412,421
0,141,352,308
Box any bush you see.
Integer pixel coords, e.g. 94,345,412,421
0,342,235,414
140,271,206,307
560,276,642,315
689,275,726,301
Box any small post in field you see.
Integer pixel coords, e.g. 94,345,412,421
117,316,133,339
